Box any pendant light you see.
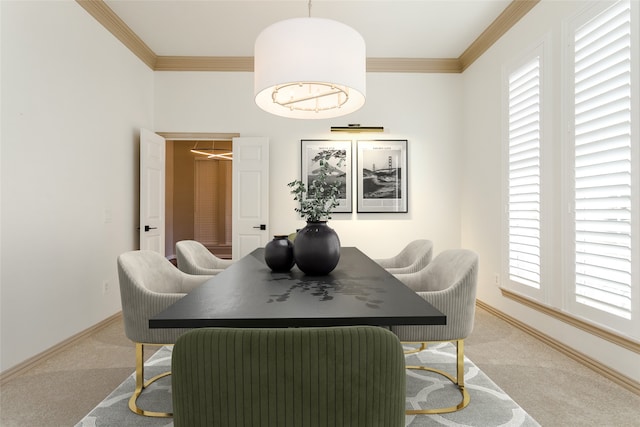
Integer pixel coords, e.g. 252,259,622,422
190,142,233,160
254,1,366,119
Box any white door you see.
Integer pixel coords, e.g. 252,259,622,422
139,129,165,254
232,137,269,259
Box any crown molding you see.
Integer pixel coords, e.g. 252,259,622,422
459,0,540,71
367,58,462,73
155,56,254,72
76,0,156,69
154,57,463,73
77,0,539,74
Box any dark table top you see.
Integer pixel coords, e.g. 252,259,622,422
150,247,446,328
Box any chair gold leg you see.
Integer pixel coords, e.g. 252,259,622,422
128,343,173,418
405,339,470,415
403,341,428,355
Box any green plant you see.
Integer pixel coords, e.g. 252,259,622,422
288,149,346,222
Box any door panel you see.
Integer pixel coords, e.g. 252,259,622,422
232,137,269,259
140,129,165,253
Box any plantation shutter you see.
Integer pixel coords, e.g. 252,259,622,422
573,0,632,319
194,159,219,245
223,160,233,245
508,56,541,289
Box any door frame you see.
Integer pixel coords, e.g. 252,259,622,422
158,132,240,258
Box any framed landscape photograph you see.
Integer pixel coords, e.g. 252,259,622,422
300,140,352,213
357,140,408,213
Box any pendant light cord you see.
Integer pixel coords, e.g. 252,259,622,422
308,0,312,17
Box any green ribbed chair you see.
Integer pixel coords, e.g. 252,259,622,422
171,326,406,427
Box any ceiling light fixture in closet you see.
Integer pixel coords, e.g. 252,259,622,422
190,142,233,160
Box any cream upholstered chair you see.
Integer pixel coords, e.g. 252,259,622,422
175,240,234,275
374,239,433,274
117,250,213,417
172,326,406,427
391,249,478,415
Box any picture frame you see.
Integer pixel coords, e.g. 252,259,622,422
357,140,408,213
300,140,352,213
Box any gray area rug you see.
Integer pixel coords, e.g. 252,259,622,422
76,342,539,426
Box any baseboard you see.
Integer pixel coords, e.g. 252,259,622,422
0,312,123,385
499,287,639,353
476,300,640,396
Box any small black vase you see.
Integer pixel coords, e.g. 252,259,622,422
293,221,340,275
264,235,295,272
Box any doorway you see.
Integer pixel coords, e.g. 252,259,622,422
162,133,239,260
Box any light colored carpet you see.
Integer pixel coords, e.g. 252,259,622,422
75,342,539,427
2,308,639,426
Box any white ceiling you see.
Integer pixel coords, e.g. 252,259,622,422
104,0,513,59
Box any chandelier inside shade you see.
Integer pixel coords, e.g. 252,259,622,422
254,17,366,119
272,82,350,112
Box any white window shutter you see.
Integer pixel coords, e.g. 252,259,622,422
194,159,219,245
573,0,632,319
508,56,542,289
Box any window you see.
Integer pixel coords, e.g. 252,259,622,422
501,0,638,339
507,56,542,291
569,0,636,327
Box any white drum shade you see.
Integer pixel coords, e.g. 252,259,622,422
254,17,366,119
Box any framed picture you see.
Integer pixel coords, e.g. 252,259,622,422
300,140,352,213
357,140,408,213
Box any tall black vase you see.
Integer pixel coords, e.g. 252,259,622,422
293,221,340,275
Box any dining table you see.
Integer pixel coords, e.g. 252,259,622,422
149,247,445,329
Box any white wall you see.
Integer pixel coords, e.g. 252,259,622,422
154,72,464,258
461,0,639,382
1,3,464,373
5,0,633,385
0,1,154,372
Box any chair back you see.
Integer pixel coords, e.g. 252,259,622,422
118,250,184,293
176,240,232,275
417,249,478,293
117,250,204,344
172,326,406,427
375,239,433,272
392,249,478,342
386,239,434,274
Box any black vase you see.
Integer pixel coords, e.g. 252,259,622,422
264,235,295,272
293,221,340,275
